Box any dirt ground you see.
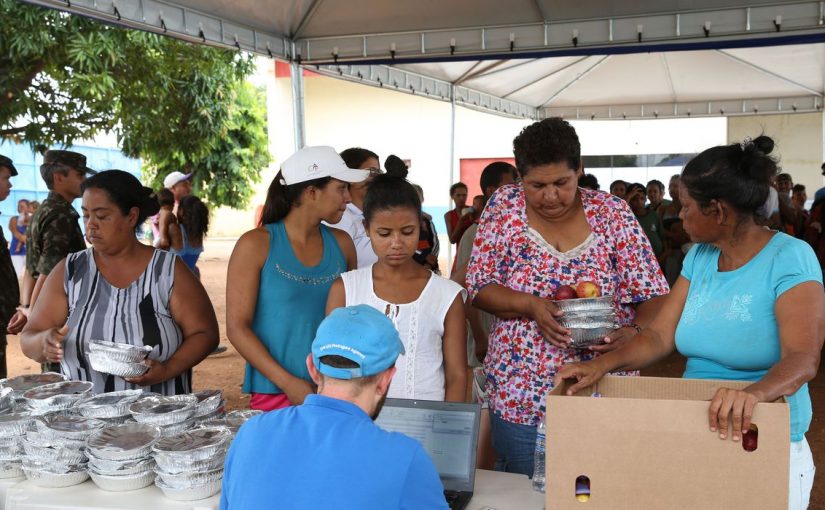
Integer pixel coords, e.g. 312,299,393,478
5,238,824,506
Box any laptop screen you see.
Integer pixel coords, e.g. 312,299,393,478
376,399,481,492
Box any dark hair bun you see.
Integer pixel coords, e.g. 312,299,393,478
384,155,408,179
141,186,161,217
752,135,774,155
739,135,776,185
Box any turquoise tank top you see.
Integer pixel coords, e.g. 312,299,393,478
243,221,346,394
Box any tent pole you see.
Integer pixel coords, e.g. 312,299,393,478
291,61,306,150
448,84,457,270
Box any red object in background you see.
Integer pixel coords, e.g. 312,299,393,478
274,61,319,78
459,157,516,198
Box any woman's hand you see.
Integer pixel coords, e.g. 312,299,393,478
707,387,761,441
124,359,171,387
554,359,608,395
42,324,69,363
282,377,316,405
529,297,571,348
588,326,638,353
7,309,28,335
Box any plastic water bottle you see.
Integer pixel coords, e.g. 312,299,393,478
532,420,546,493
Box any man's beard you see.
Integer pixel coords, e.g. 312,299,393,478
371,392,388,421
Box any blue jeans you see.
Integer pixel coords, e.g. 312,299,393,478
489,411,537,477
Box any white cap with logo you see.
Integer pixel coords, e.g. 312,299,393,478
281,146,369,186
163,171,193,189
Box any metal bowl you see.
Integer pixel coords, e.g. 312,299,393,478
553,295,615,313
88,352,150,378
88,340,153,363
568,326,616,349
152,427,231,463
0,373,67,398
86,423,161,461
76,389,144,419
36,413,106,440
194,390,223,416
129,396,197,426
22,381,93,411
90,469,155,492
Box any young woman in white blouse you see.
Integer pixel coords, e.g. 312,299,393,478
326,168,467,401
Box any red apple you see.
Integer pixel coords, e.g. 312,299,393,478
553,285,577,301
576,281,601,298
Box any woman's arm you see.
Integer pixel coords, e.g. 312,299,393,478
157,210,173,250
708,281,825,441
168,221,183,252
127,257,219,386
226,229,315,404
442,295,467,402
592,294,668,353
20,261,69,363
329,228,358,271
325,278,346,315
8,216,25,244
555,275,690,394
474,284,570,347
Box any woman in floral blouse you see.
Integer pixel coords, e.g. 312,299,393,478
465,118,669,476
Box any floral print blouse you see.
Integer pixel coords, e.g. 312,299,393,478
466,185,669,426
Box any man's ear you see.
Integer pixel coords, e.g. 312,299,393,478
376,366,396,396
306,354,322,386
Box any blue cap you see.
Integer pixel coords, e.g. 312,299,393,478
312,305,405,380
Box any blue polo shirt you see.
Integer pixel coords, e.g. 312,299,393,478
220,394,448,510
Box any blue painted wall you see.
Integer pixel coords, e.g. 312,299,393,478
0,142,141,220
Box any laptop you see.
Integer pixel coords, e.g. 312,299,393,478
376,398,482,510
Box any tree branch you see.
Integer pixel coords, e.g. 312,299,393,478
0,59,46,109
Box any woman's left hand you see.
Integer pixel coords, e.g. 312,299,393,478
124,359,170,387
708,387,761,441
588,326,638,353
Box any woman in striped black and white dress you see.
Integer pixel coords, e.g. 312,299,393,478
21,170,219,395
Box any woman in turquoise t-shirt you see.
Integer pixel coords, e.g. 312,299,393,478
226,146,368,411
557,135,824,510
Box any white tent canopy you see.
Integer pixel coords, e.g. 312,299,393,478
22,0,825,120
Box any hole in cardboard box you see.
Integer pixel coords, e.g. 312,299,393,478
742,423,758,452
575,475,591,503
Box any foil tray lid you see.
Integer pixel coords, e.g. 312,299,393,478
153,427,231,454
22,381,93,401
1,373,66,393
129,395,197,416
86,423,161,454
37,412,106,436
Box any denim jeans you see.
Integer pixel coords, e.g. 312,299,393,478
489,411,537,477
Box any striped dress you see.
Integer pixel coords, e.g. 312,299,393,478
62,248,189,395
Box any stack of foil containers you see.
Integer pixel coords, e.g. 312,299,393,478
21,412,104,487
85,422,161,491
152,427,232,501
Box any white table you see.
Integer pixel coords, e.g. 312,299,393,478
3,470,541,510
0,477,24,510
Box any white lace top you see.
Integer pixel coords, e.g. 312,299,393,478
340,265,466,400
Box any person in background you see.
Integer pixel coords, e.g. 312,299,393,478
411,184,440,274
578,173,600,191
792,184,809,239
18,200,39,310
8,199,29,276
220,305,448,510
776,173,801,236
444,182,473,249
609,179,627,199
659,175,691,286
646,179,670,216
326,171,467,402
814,163,825,202
21,170,219,395
24,151,94,348
627,183,666,262
0,156,27,378
466,118,668,476
557,135,824,510
327,148,383,268
154,171,193,249
169,195,209,278
154,189,176,249
757,174,782,230
227,146,365,411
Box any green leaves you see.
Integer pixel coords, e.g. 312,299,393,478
1,0,270,209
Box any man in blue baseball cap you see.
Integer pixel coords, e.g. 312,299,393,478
220,305,448,510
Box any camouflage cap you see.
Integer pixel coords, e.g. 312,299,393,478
0,155,17,176
40,150,97,180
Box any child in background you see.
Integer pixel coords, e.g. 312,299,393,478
154,189,176,249
327,170,467,402
169,195,209,278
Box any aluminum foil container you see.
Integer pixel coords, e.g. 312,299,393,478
87,454,155,475
21,440,87,465
36,413,106,440
559,314,617,329
0,373,66,398
194,405,225,424
0,439,22,454
23,467,89,488
90,469,155,492
25,429,86,450
22,458,87,474
0,462,23,479
198,417,245,436
0,434,21,448
159,417,196,437
0,411,34,436
0,387,13,412
224,409,262,421
99,415,134,426
129,395,197,426
155,467,223,490
152,452,225,475
194,390,223,416
569,326,615,349
22,381,93,411
76,389,144,419
553,295,615,313
88,352,150,379
86,423,161,461
156,476,222,501
152,427,231,463
88,340,153,363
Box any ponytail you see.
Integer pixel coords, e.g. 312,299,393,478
259,171,333,226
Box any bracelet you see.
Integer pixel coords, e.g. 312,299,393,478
19,304,29,309
629,323,642,333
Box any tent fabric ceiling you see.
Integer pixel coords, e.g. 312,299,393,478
20,0,825,120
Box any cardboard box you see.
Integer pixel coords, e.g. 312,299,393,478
545,375,790,509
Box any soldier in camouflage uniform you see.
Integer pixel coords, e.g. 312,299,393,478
0,155,27,378
24,150,94,372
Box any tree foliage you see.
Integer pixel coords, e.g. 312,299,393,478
0,0,270,208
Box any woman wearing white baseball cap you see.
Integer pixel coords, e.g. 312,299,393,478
226,146,369,411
